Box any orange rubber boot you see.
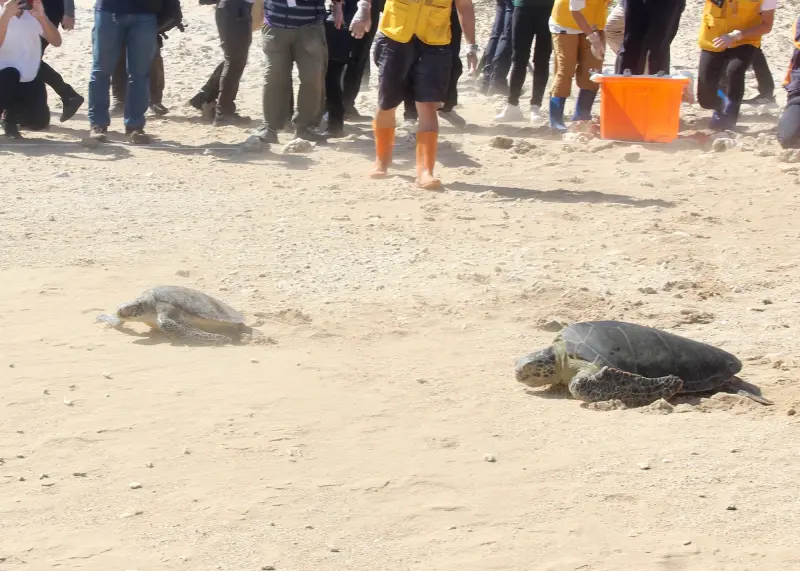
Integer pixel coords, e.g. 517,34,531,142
415,131,442,190
370,121,395,179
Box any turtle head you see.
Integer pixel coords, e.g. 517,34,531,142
515,346,559,388
115,298,148,321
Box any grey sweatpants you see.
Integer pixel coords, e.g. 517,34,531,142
261,21,328,131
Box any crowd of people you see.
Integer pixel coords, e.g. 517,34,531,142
0,0,798,185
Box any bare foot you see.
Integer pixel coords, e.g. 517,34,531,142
416,169,442,190
370,160,390,179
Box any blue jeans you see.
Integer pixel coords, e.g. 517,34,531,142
88,10,157,130
481,0,513,90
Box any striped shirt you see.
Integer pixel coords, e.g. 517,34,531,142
264,0,326,28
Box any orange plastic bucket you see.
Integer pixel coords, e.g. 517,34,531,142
591,74,690,143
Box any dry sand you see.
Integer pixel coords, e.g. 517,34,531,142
3,0,800,569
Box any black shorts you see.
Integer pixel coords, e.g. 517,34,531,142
373,32,452,110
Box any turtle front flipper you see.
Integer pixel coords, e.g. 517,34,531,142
719,377,774,406
96,313,124,328
568,366,684,407
155,303,232,345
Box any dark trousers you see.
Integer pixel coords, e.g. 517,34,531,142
402,7,462,120
39,40,76,100
777,95,800,149
481,0,513,91
342,0,381,111
508,4,552,107
750,48,775,96
112,36,165,105
324,16,354,128
39,1,77,100
325,60,347,127
615,0,685,75
0,68,50,130
697,44,757,122
722,48,775,97
199,0,252,114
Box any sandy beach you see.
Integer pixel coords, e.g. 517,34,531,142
2,0,800,569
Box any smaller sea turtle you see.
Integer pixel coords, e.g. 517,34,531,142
96,285,254,345
515,320,772,407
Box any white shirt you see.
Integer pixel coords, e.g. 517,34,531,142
0,12,44,82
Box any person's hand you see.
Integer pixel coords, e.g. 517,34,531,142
62,14,74,30
467,52,477,75
2,0,22,20
465,44,478,76
712,31,741,49
349,0,370,39
588,31,605,61
332,1,344,29
350,17,370,39
29,0,46,21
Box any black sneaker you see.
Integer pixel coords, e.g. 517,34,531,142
294,127,328,143
3,120,22,139
321,123,344,138
741,94,778,107
125,127,151,144
60,94,84,123
150,103,169,116
254,123,279,144
343,107,369,121
213,112,251,127
89,125,108,142
438,109,467,129
188,92,208,110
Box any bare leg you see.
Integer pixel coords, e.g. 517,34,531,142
371,106,397,178
415,101,441,189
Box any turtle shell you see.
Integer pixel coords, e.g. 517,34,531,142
559,320,742,393
149,286,246,324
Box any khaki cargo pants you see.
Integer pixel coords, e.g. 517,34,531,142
550,31,605,98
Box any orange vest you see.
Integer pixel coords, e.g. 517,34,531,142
698,0,764,52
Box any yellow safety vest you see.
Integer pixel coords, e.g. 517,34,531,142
551,0,611,32
379,0,453,46
698,0,765,52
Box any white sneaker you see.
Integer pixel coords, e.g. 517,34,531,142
529,105,546,126
494,104,524,122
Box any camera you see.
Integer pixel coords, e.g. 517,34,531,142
19,0,33,10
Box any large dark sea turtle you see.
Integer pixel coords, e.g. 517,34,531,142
514,320,772,407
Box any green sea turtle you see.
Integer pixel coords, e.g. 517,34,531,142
96,285,255,345
515,320,772,407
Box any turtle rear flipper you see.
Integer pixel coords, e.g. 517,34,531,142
155,303,232,345
569,366,684,408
